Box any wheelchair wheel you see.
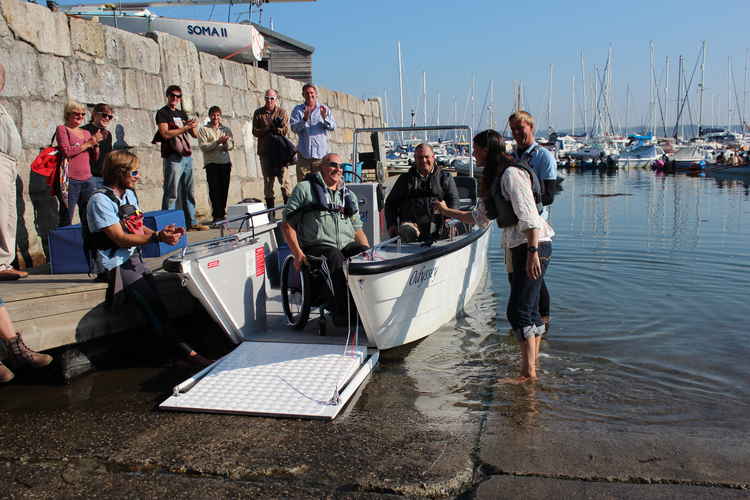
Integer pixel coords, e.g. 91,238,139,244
281,255,310,329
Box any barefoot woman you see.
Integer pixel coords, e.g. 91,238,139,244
434,129,554,382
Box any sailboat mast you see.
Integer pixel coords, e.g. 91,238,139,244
674,55,683,139
649,41,655,136
698,41,706,136
624,83,630,136
664,56,669,137
546,63,553,134
397,40,404,143
422,71,427,141
580,51,587,137
571,76,576,136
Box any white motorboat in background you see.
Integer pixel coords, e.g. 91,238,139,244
615,135,662,168
63,6,266,63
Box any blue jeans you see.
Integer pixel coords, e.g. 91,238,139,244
59,177,97,226
507,242,552,340
162,154,197,227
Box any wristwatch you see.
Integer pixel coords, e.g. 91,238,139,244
527,246,538,254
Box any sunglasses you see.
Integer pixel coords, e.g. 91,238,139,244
264,96,277,100
168,93,182,98
129,170,140,177
325,162,343,170
98,113,114,119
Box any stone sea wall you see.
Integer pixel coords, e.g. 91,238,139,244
0,0,383,267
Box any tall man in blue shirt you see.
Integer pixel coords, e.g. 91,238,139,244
290,83,336,182
509,110,557,331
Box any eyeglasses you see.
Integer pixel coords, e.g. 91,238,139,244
168,93,182,99
325,162,343,170
99,113,114,119
264,96,277,101
129,170,140,177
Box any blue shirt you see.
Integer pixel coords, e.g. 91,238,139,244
290,103,336,159
515,142,557,220
86,188,138,272
514,142,557,181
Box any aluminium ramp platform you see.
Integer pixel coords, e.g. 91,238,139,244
160,341,379,420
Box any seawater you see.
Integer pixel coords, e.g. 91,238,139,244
389,168,750,432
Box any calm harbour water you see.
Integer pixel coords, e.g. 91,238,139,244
392,168,750,432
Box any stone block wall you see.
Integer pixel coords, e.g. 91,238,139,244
0,0,383,267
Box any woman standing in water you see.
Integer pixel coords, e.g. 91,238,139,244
434,129,554,383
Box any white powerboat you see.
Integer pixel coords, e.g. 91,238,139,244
349,125,492,350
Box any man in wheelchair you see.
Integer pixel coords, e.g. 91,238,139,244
384,143,460,243
280,153,370,327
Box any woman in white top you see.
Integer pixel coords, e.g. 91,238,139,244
434,129,554,383
197,106,235,222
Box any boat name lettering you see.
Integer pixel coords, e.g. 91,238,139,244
187,25,229,38
408,266,437,287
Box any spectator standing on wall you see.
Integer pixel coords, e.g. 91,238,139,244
154,84,209,231
197,106,234,223
252,88,291,212
290,83,336,181
56,101,103,226
81,103,114,189
0,63,28,281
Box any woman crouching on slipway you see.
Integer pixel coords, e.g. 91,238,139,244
433,129,554,383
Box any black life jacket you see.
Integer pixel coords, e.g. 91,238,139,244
82,187,142,272
406,167,447,201
398,167,450,228
486,161,544,228
288,173,358,219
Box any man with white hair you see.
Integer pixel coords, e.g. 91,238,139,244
0,63,28,280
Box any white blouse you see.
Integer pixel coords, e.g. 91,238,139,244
499,167,554,249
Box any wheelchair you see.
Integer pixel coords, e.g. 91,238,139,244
280,254,336,334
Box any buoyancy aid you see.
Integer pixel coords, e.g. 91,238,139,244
398,167,451,228
83,187,145,271
486,161,544,228
289,173,358,219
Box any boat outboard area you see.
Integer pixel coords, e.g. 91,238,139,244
159,124,491,420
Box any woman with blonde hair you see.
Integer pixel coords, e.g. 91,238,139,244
86,150,212,368
56,101,103,225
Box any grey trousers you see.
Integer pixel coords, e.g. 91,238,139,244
0,153,17,271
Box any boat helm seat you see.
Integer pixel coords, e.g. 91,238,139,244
453,176,478,211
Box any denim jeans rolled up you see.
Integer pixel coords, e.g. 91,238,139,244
506,242,552,340
162,154,197,227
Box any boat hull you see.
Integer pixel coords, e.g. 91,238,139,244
347,226,491,350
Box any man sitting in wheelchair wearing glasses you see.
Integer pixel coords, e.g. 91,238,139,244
280,153,370,327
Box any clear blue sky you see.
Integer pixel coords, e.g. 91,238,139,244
65,0,750,133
